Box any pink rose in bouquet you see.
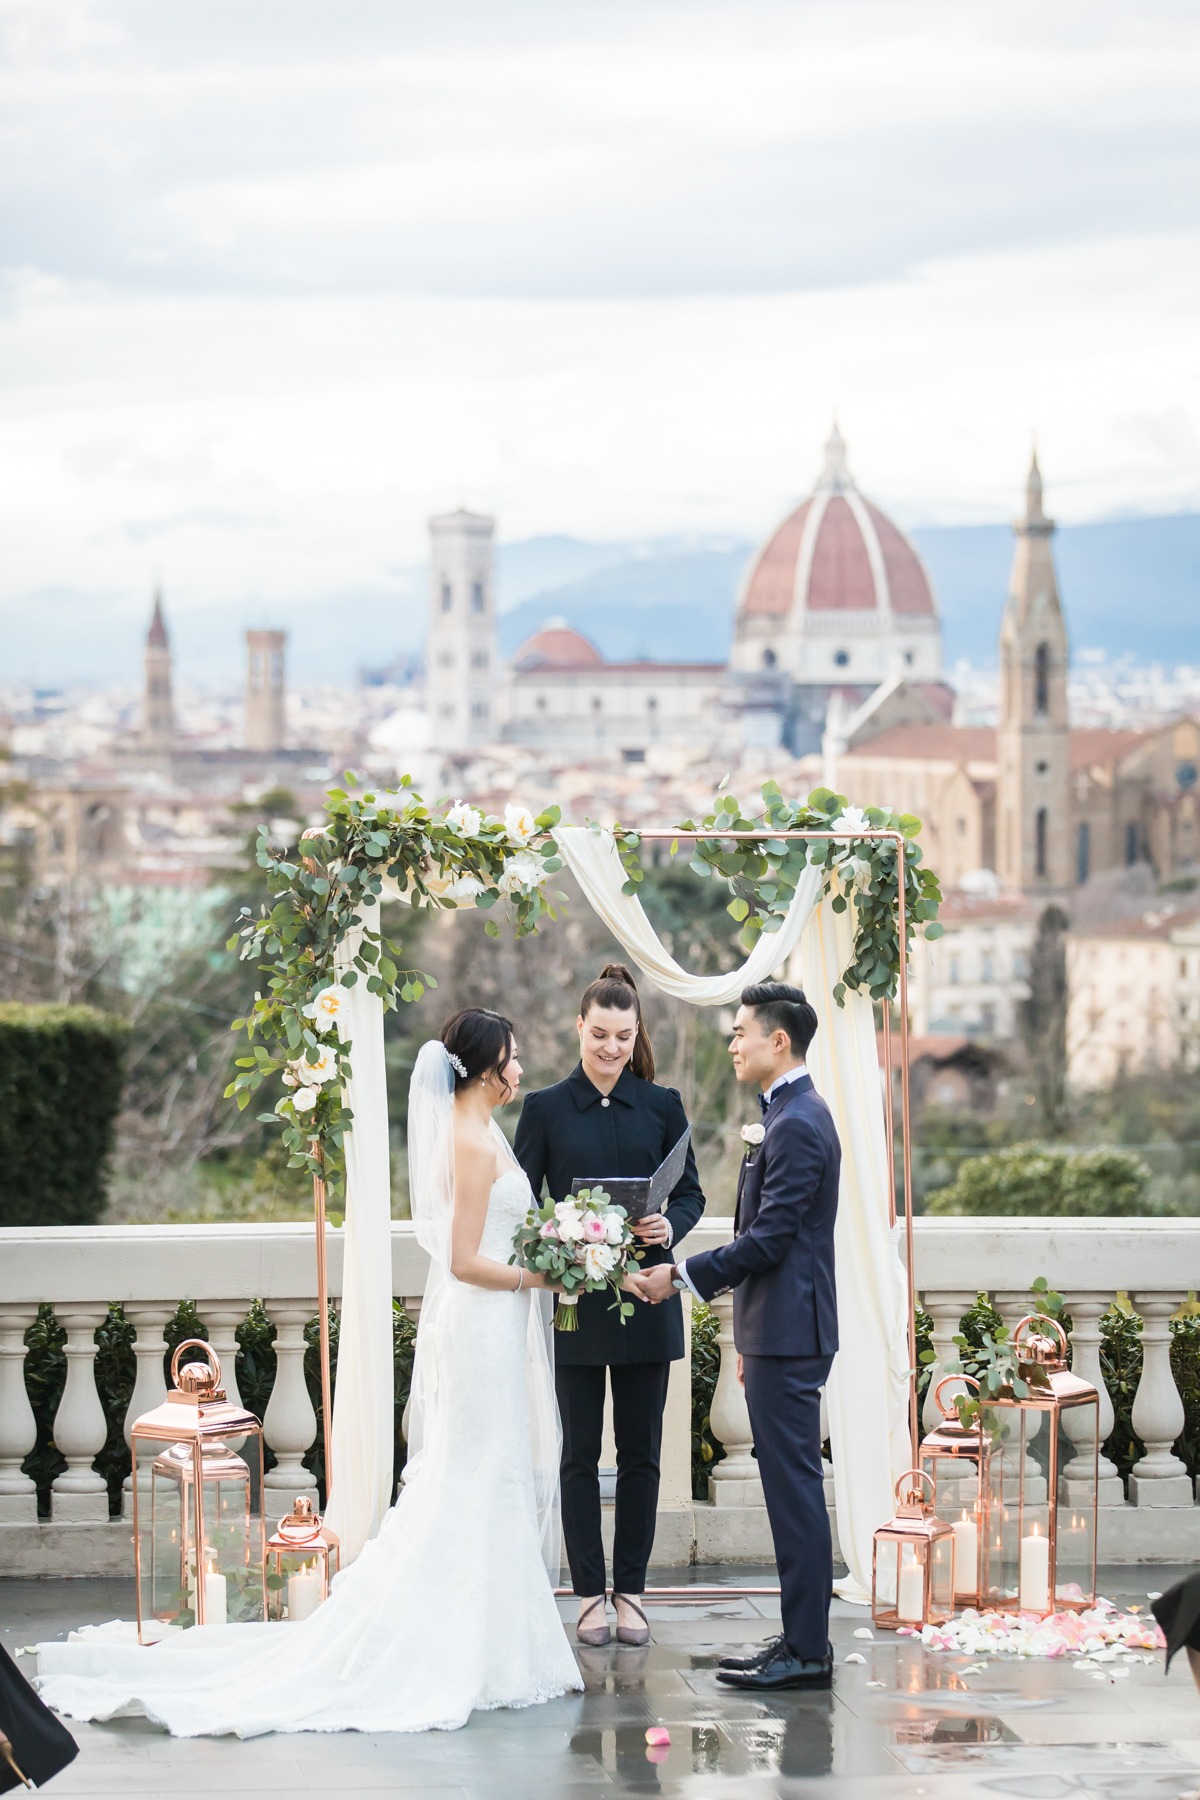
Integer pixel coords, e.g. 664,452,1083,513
511,1187,641,1331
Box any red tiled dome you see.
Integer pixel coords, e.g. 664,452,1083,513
512,620,605,672
739,427,936,622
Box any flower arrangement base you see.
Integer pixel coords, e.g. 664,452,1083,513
903,1599,1165,1662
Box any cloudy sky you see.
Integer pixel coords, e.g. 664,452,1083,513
2,0,1199,665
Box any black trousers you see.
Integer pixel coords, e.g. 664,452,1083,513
741,1352,834,1662
556,1360,671,1597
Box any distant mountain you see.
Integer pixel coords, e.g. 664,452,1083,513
3,514,1196,687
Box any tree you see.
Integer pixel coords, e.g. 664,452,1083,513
1020,903,1069,1132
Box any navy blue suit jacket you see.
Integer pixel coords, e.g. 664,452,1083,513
684,1073,840,1358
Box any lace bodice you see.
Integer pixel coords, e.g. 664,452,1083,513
478,1162,534,1261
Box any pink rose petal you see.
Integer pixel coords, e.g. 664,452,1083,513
645,1728,671,1747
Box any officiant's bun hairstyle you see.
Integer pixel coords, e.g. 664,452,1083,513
579,962,656,1081
742,982,818,1056
440,1008,517,1098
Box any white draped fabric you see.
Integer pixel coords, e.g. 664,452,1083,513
321,925,395,1562
326,830,911,1594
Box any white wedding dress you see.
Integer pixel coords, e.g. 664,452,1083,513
36,1157,583,1738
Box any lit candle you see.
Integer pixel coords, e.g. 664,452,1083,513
897,1549,925,1624
203,1567,227,1627
951,1511,978,1598
1018,1525,1050,1612
288,1563,322,1623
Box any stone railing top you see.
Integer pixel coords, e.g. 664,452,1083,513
0,1214,1195,1308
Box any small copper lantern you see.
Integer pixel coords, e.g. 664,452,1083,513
918,1375,1002,1610
872,1469,956,1631
130,1340,267,1642
265,1496,341,1622
987,1315,1099,1617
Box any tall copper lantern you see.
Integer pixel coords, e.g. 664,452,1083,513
988,1315,1099,1616
130,1340,267,1641
265,1496,340,1622
918,1375,1002,1610
872,1469,956,1631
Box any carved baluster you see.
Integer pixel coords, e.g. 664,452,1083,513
198,1304,250,1454
1061,1292,1124,1507
49,1306,110,1522
262,1304,319,1523
0,1304,38,1524
920,1290,977,1508
707,1294,762,1506
121,1305,174,1522
1129,1294,1192,1507
994,1291,1046,1505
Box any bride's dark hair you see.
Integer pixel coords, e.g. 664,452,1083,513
440,1008,516,1099
578,962,655,1081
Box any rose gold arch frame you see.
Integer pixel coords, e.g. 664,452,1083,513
304,824,919,1596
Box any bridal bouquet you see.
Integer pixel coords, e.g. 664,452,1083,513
511,1188,640,1331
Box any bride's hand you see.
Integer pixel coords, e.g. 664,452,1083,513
621,1269,650,1302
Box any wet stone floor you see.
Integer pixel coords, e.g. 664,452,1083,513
4,1565,1198,1799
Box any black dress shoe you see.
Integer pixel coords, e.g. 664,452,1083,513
716,1640,833,1692
717,1633,785,1672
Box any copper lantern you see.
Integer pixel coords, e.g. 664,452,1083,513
918,1375,1002,1610
130,1339,267,1642
872,1469,956,1631
988,1315,1099,1616
265,1496,340,1622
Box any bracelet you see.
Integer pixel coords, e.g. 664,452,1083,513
514,1266,525,1292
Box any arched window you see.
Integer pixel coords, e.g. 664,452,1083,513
1035,806,1048,878
1034,642,1050,715
1077,821,1090,885
471,581,485,613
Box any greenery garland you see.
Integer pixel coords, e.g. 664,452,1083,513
225,775,941,1198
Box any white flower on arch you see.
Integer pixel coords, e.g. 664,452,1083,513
503,803,537,844
292,1044,340,1087
497,850,544,897
445,801,483,838
304,985,346,1032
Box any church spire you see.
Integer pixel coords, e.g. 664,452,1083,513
143,587,175,748
819,420,851,490
1022,446,1050,531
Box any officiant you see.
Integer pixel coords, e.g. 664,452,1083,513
514,962,706,1648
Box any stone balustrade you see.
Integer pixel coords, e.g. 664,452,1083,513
2,1216,1198,1575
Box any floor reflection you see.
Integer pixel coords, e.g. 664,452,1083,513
570,1701,835,1783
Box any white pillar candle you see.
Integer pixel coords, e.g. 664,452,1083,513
951,1514,978,1597
288,1567,322,1623
203,1569,227,1627
1018,1528,1050,1612
897,1552,925,1624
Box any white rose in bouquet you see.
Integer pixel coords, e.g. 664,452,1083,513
554,1200,585,1244
445,801,483,837
582,1242,617,1282
603,1211,626,1245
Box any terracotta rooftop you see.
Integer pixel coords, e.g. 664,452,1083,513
844,725,998,764
511,623,605,672
1068,728,1149,770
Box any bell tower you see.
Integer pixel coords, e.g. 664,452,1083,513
997,452,1072,893
427,510,497,748
143,588,174,749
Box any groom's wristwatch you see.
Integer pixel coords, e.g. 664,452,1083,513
670,1272,687,1292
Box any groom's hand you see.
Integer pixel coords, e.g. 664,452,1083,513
638,1264,676,1305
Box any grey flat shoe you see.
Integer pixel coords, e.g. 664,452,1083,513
613,1592,651,1646
575,1595,611,1647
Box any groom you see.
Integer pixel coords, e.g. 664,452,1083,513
636,981,840,1690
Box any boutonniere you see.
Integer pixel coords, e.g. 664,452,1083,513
741,1122,765,1164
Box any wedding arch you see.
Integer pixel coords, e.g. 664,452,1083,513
225,777,943,1599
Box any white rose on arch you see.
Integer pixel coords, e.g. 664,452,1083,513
445,801,483,838
443,872,486,903
291,1086,319,1112
503,803,538,844
497,850,545,897
291,1044,339,1087
304,985,346,1033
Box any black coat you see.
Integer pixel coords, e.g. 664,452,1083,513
685,1073,840,1358
0,1644,78,1792
514,1062,707,1365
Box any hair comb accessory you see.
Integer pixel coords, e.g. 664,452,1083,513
445,1050,468,1080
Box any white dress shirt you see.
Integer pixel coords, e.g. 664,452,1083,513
674,1062,808,1298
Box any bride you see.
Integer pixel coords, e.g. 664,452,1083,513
36,1009,597,1738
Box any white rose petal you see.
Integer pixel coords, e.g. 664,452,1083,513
292,1087,318,1112
503,802,537,844
445,801,483,838
303,985,346,1032
293,1045,339,1087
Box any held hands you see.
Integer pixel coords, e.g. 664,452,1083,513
634,1263,678,1306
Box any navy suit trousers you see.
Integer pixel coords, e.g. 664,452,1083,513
741,1352,834,1661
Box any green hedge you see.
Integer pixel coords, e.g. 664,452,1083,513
924,1145,1155,1217
0,1004,129,1226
